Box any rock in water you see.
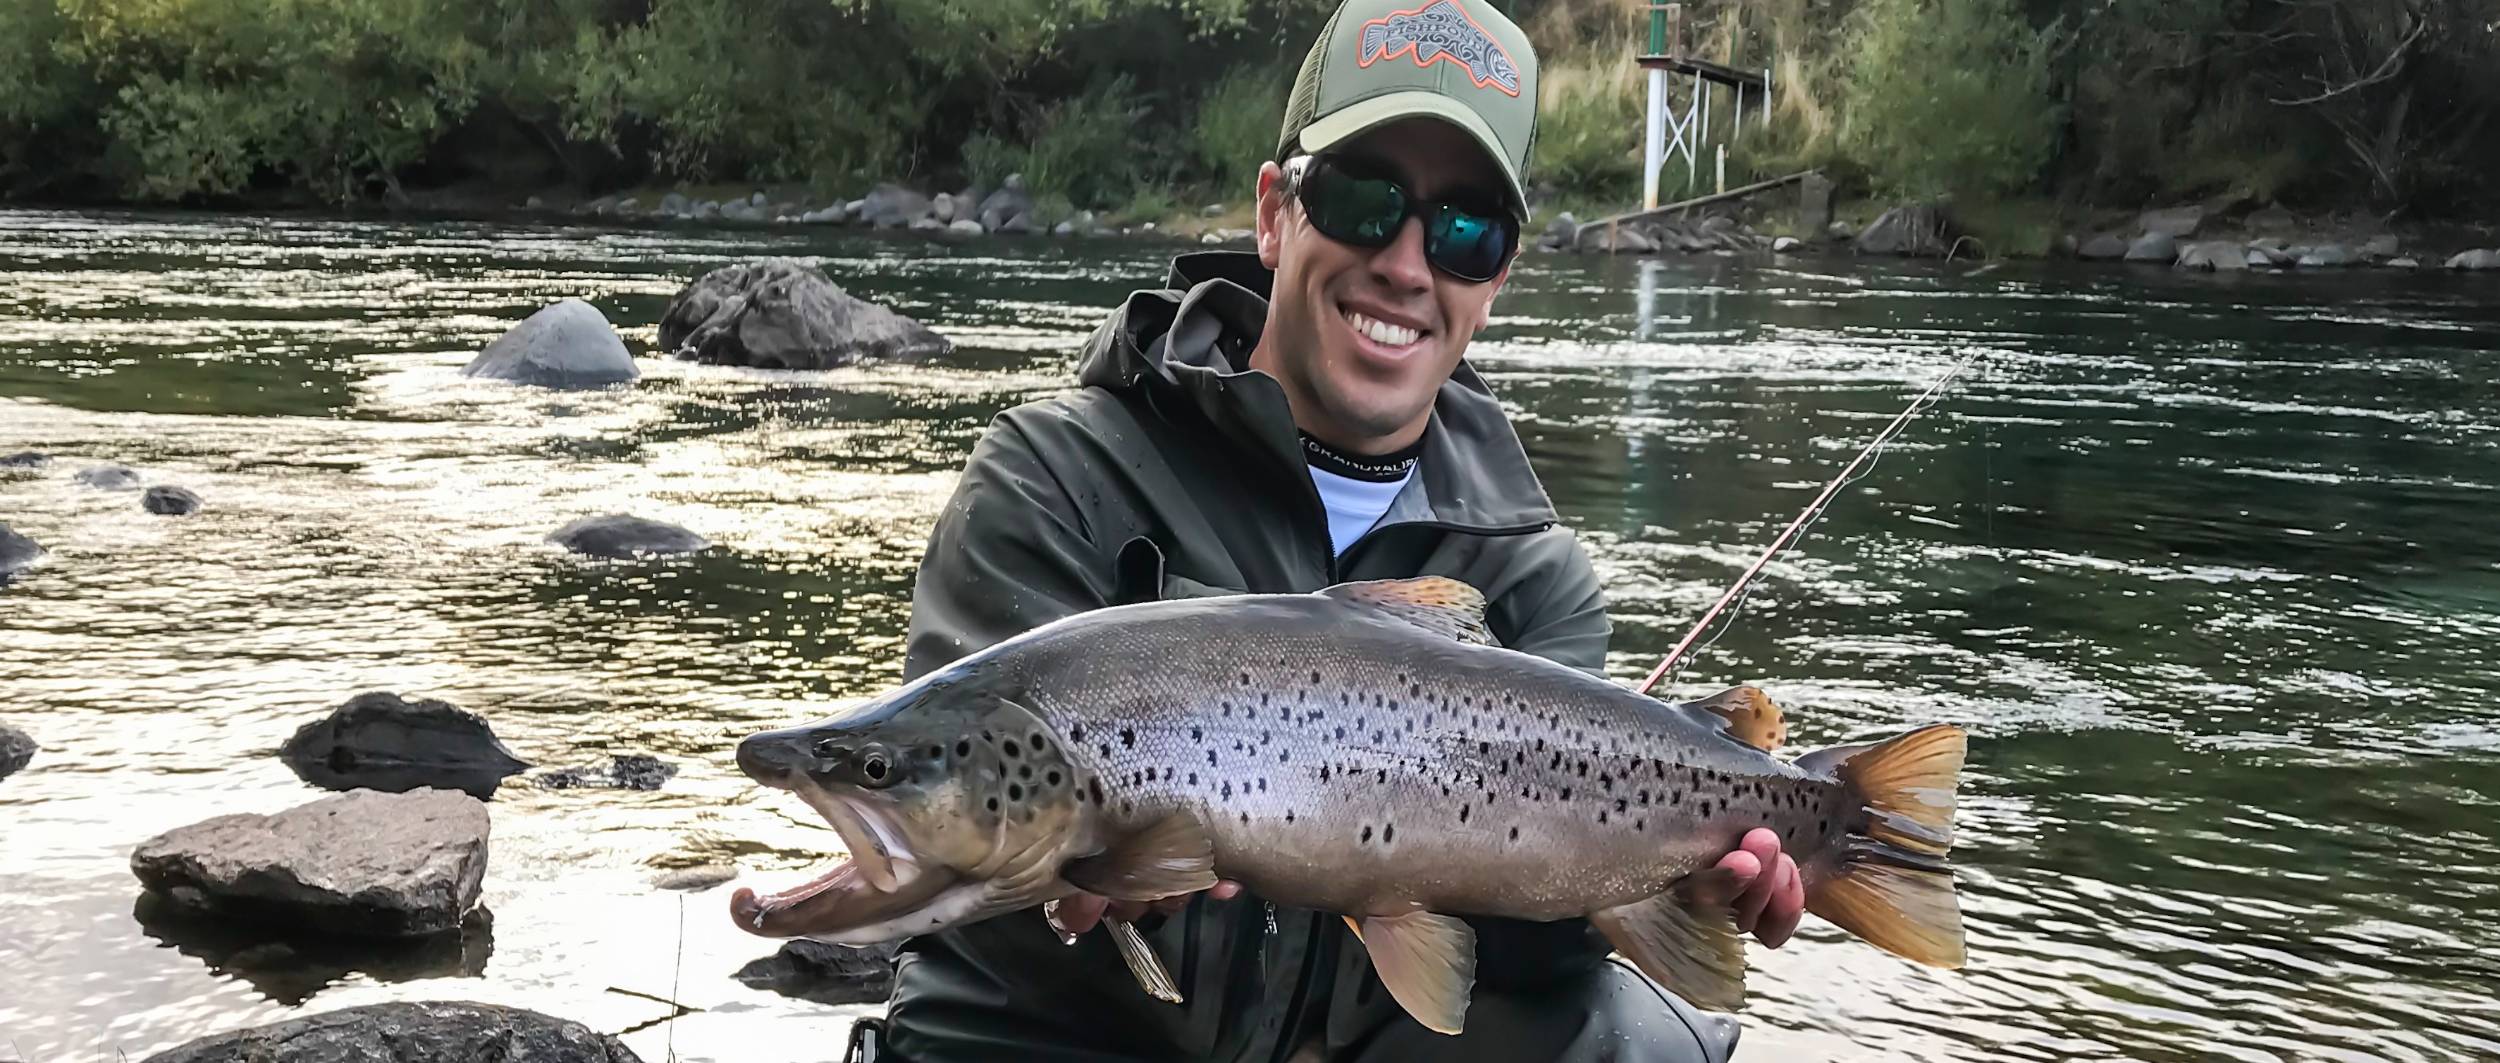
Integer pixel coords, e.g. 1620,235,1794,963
460,299,638,388
2362,234,2401,260
1854,204,1958,257
859,183,933,229
75,464,141,490
143,485,203,515
1,522,42,578
547,514,706,558
732,938,900,1006
279,691,531,798
1537,213,1577,252
2136,206,2203,239
137,1001,642,1063
977,175,1035,232
0,451,48,469
130,788,490,938
656,258,951,370
0,723,34,781
2444,249,2500,270
536,754,677,791
2175,242,2249,272
2124,231,2179,263
2077,234,2128,260
1772,236,1802,253
2297,244,2356,268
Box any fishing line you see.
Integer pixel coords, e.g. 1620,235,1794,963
1635,346,1988,698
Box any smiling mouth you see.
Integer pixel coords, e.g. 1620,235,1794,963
1343,306,1427,352
730,789,948,938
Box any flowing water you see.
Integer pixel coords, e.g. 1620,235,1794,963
2,208,2496,1062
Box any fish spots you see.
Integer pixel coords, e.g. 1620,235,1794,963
1311,671,1322,684
1003,738,1022,759
1598,810,1609,825
1561,787,1573,801
1031,734,1048,754
1222,781,1234,799
1459,804,1471,823
956,739,972,757
1100,743,1114,759
1383,824,1396,844
1615,798,1628,813
986,796,1000,813
1259,778,1269,793
1375,769,1388,784
1670,789,1683,806
1047,769,1062,787
1192,726,1204,742
1318,765,1332,781
1207,749,1218,766
1070,724,1086,743
1120,727,1137,749
1280,749,1292,763
1089,778,1106,805
1241,812,1251,824
1334,726,1346,741
1008,783,1025,802
1509,826,1520,841
1020,765,1034,780
1361,825,1373,843
1372,730,1386,744
1635,818,1647,832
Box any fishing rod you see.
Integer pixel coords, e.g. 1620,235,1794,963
1633,347,1987,697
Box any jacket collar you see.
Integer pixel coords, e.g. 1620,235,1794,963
1076,251,1557,533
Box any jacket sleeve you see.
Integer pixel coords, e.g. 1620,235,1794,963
903,414,1115,682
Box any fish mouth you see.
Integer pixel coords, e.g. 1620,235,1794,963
731,788,952,940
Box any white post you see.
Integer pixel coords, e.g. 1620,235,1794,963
1764,67,1773,126
1643,66,1666,210
1733,85,1744,142
1716,144,1726,194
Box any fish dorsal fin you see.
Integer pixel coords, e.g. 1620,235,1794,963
1062,814,1218,902
1344,911,1478,1034
1587,866,1748,1012
1676,685,1788,752
1321,577,1494,646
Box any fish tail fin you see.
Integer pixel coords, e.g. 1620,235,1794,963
1797,723,1967,969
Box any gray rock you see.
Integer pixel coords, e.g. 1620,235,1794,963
947,218,986,236
694,200,721,220
1053,220,1077,236
1772,236,1802,253
1576,223,1657,255
659,257,951,370
2248,206,2296,232
2362,235,2401,259
2387,257,2420,269
614,197,640,216
0,723,33,780
1826,220,1855,241
459,298,637,389
733,938,900,1006
1798,173,1836,236
1538,212,1578,252
909,216,945,232
279,691,531,799
931,192,957,224
2246,249,2277,269
137,1001,642,1063
1854,204,1958,257
844,199,868,223
548,514,706,558
653,864,738,891
523,195,545,210
749,191,768,207
2136,206,2203,239
996,212,1034,235
722,202,765,223
535,754,676,791
660,192,690,215
1201,203,1227,217
75,464,141,490
2078,234,2128,260
2175,242,2249,272
2445,249,2500,270
131,788,489,939
860,184,933,229
1,522,41,578
142,485,202,515
2298,244,2357,268
977,183,1037,232
0,451,48,468
2054,233,2080,258
2124,231,2178,263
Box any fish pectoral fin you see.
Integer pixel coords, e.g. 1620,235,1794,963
1589,868,1749,1012
1346,911,1477,1036
1678,685,1788,752
1062,814,1218,901
1104,917,1184,1004
1318,577,1494,645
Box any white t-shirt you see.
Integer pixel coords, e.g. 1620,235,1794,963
1309,464,1414,557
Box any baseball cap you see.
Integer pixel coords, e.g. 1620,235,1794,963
1276,0,1541,220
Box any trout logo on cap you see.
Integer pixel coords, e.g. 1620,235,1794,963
1355,0,1522,97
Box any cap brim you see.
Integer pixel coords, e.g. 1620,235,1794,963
1296,91,1530,222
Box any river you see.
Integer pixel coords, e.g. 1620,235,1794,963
2,208,2496,1062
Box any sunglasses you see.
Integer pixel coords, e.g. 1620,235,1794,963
1281,154,1519,283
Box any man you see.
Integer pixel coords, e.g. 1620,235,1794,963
873,1,1802,1059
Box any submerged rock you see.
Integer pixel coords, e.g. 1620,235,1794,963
547,514,707,558
0,451,48,469
2077,234,2128,260
1854,204,1958,257
135,891,494,1006
2175,242,2249,272
535,753,676,791
733,938,901,1006
2362,234,2401,260
143,485,203,515
75,464,141,490
978,175,1036,232
2446,249,2500,270
657,258,952,370
2124,231,2179,263
131,788,489,939
279,691,531,799
138,1001,640,1063
859,183,933,229
1,723,34,781
1,522,42,578
2297,243,2357,268
460,298,638,389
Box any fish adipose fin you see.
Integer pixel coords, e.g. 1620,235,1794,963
1319,577,1494,645
1104,917,1184,1004
1677,685,1788,752
1589,866,1748,1011
1063,814,1218,901
1344,911,1478,1035
1796,723,1968,969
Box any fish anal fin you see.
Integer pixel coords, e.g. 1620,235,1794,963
1679,685,1788,752
1806,856,1966,969
1347,910,1477,1035
1062,815,1217,901
1589,868,1748,1012
1104,917,1184,1004
1319,577,1494,645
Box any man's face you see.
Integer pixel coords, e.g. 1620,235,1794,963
1250,117,1513,453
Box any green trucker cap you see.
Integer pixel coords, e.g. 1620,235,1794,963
1277,0,1541,220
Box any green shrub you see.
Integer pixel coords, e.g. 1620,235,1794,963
1188,63,1290,187
1837,0,2059,201
1020,76,1154,209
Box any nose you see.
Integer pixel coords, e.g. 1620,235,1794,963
1367,216,1434,293
736,726,819,783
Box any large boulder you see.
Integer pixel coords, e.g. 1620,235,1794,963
459,299,638,388
1,522,42,578
977,175,1036,232
1,723,33,781
733,938,900,1006
2136,206,2204,239
1576,223,1657,255
2124,231,2179,263
131,788,489,938
138,1001,641,1063
2077,234,2129,260
2445,249,2500,270
76,464,141,490
143,485,203,515
2175,241,2249,272
1537,212,1578,252
279,691,531,799
2297,243,2357,268
2362,234,2401,260
657,258,951,370
859,183,932,229
1854,204,1958,257
547,514,707,558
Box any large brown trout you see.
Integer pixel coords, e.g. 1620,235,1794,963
730,576,1966,1033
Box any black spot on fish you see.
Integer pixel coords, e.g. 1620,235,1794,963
1561,787,1573,801
1671,789,1683,805
1259,778,1268,792
1819,818,1830,834
1281,749,1291,763
1459,805,1471,823
1509,826,1520,841
1021,765,1034,780
1222,781,1233,799
1334,726,1346,741
1383,824,1395,844
1361,825,1373,843
1599,772,1611,789
1100,743,1114,759
1311,671,1322,684
1376,769,1388,784
1286,810,1296,823
1223,703,1233,717
1319,766,1331,781
1615,798,1628,813
1577,761,1589,778
1047,770,1062,787
1003,739,1021,759
1120,727,1136,749
1008,783,1024,801
1207,750,1217,766
1639,790,1651,806
1192,726,1203,741
1241,672,1252,686
1372,730,1385,744
1241,812,1250,824
1408,683,1420,698
956,740,972,757
1479,741,1491,755
986,797,999,812
1599,810,1609,824
1031,734,1048,753
1089,779,1106,805
1069,724,1085,743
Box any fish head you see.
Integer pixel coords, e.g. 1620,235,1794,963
729,678,1092,945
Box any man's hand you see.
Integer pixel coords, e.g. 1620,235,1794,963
1045,880,1246,942
1714,827,1804,948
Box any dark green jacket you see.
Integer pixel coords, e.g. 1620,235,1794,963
888,250,1614,1062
